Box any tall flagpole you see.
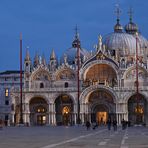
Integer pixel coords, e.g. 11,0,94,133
77,36,80,125
135,33,139,124
72,26,80,125
19,33,23,124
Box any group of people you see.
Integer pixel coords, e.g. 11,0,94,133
106,118,117,131
85,121,98,130
85,118,130,131
121,119,130,130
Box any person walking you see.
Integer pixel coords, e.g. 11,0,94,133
86,121,91,130
121,119,125,130
107,118,111,130
113,118,117,131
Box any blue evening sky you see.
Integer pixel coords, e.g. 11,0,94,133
0,0,148,71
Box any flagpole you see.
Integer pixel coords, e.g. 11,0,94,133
135,32,139,124
19,33,23,124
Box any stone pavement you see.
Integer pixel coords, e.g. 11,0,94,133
0,125,148,148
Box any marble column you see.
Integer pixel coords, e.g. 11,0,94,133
48,104,51,125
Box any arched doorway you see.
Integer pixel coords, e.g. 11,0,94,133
29,97,48,126
55,94,73,126
128,94,147,125
88,89,116,125
93,104,109,125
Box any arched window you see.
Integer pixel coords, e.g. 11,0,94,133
40,83,44,88
65,82,68,88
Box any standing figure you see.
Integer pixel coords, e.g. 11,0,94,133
86,121,91,130
107,118,111,130
113,119,117,131
121,119,125,130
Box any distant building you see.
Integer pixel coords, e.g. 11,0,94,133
0,10,148,126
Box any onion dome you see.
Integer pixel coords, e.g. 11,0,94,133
125,8,138,34
125,22,138,34
114,4,123,33
103,32,136,56
62,47,89,65
114,19,123,33
61,26,89,65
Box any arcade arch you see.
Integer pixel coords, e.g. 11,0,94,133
55,94,74,126
29,97,48,126
87,89,116,125
128,94,147,125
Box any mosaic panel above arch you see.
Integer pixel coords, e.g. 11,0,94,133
124,67,147,80
31,69,51,81
55,69,76,80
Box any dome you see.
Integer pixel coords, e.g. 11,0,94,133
124,8,139,35
114,19,123,33
103,32,136,56
61,47,90,65
134,34,148,56
136,34,148,49
114,23,123,33
125,22,138,34
103,32,148,57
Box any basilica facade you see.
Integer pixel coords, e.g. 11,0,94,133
0,13,148,126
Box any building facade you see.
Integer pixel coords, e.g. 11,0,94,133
0,14,148,126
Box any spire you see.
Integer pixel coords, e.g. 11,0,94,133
128,7,133,23
114,4,123,33
34,52,39,67
72,25,81,48
42,54,46,66
115,4,121,22
50,49,56,60
75,25,79,40
25,47,31,61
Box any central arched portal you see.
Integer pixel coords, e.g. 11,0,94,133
29,97,48,126
93,104,109,125
88,89,116,125
55,94,74,126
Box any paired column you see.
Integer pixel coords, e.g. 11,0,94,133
48,103,56,125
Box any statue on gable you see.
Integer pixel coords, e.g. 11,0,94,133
98,35,102,51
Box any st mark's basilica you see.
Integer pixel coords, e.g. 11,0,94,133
0,8,148,126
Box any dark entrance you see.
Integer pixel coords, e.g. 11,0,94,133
29,97,48,126
128,94,147,125
92,104,109,125
89,89,116,125
37,115,46,125
55,94,73,126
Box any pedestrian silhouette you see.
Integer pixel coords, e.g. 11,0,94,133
86,121,91,130
113,119,117,131
106,118,111,130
